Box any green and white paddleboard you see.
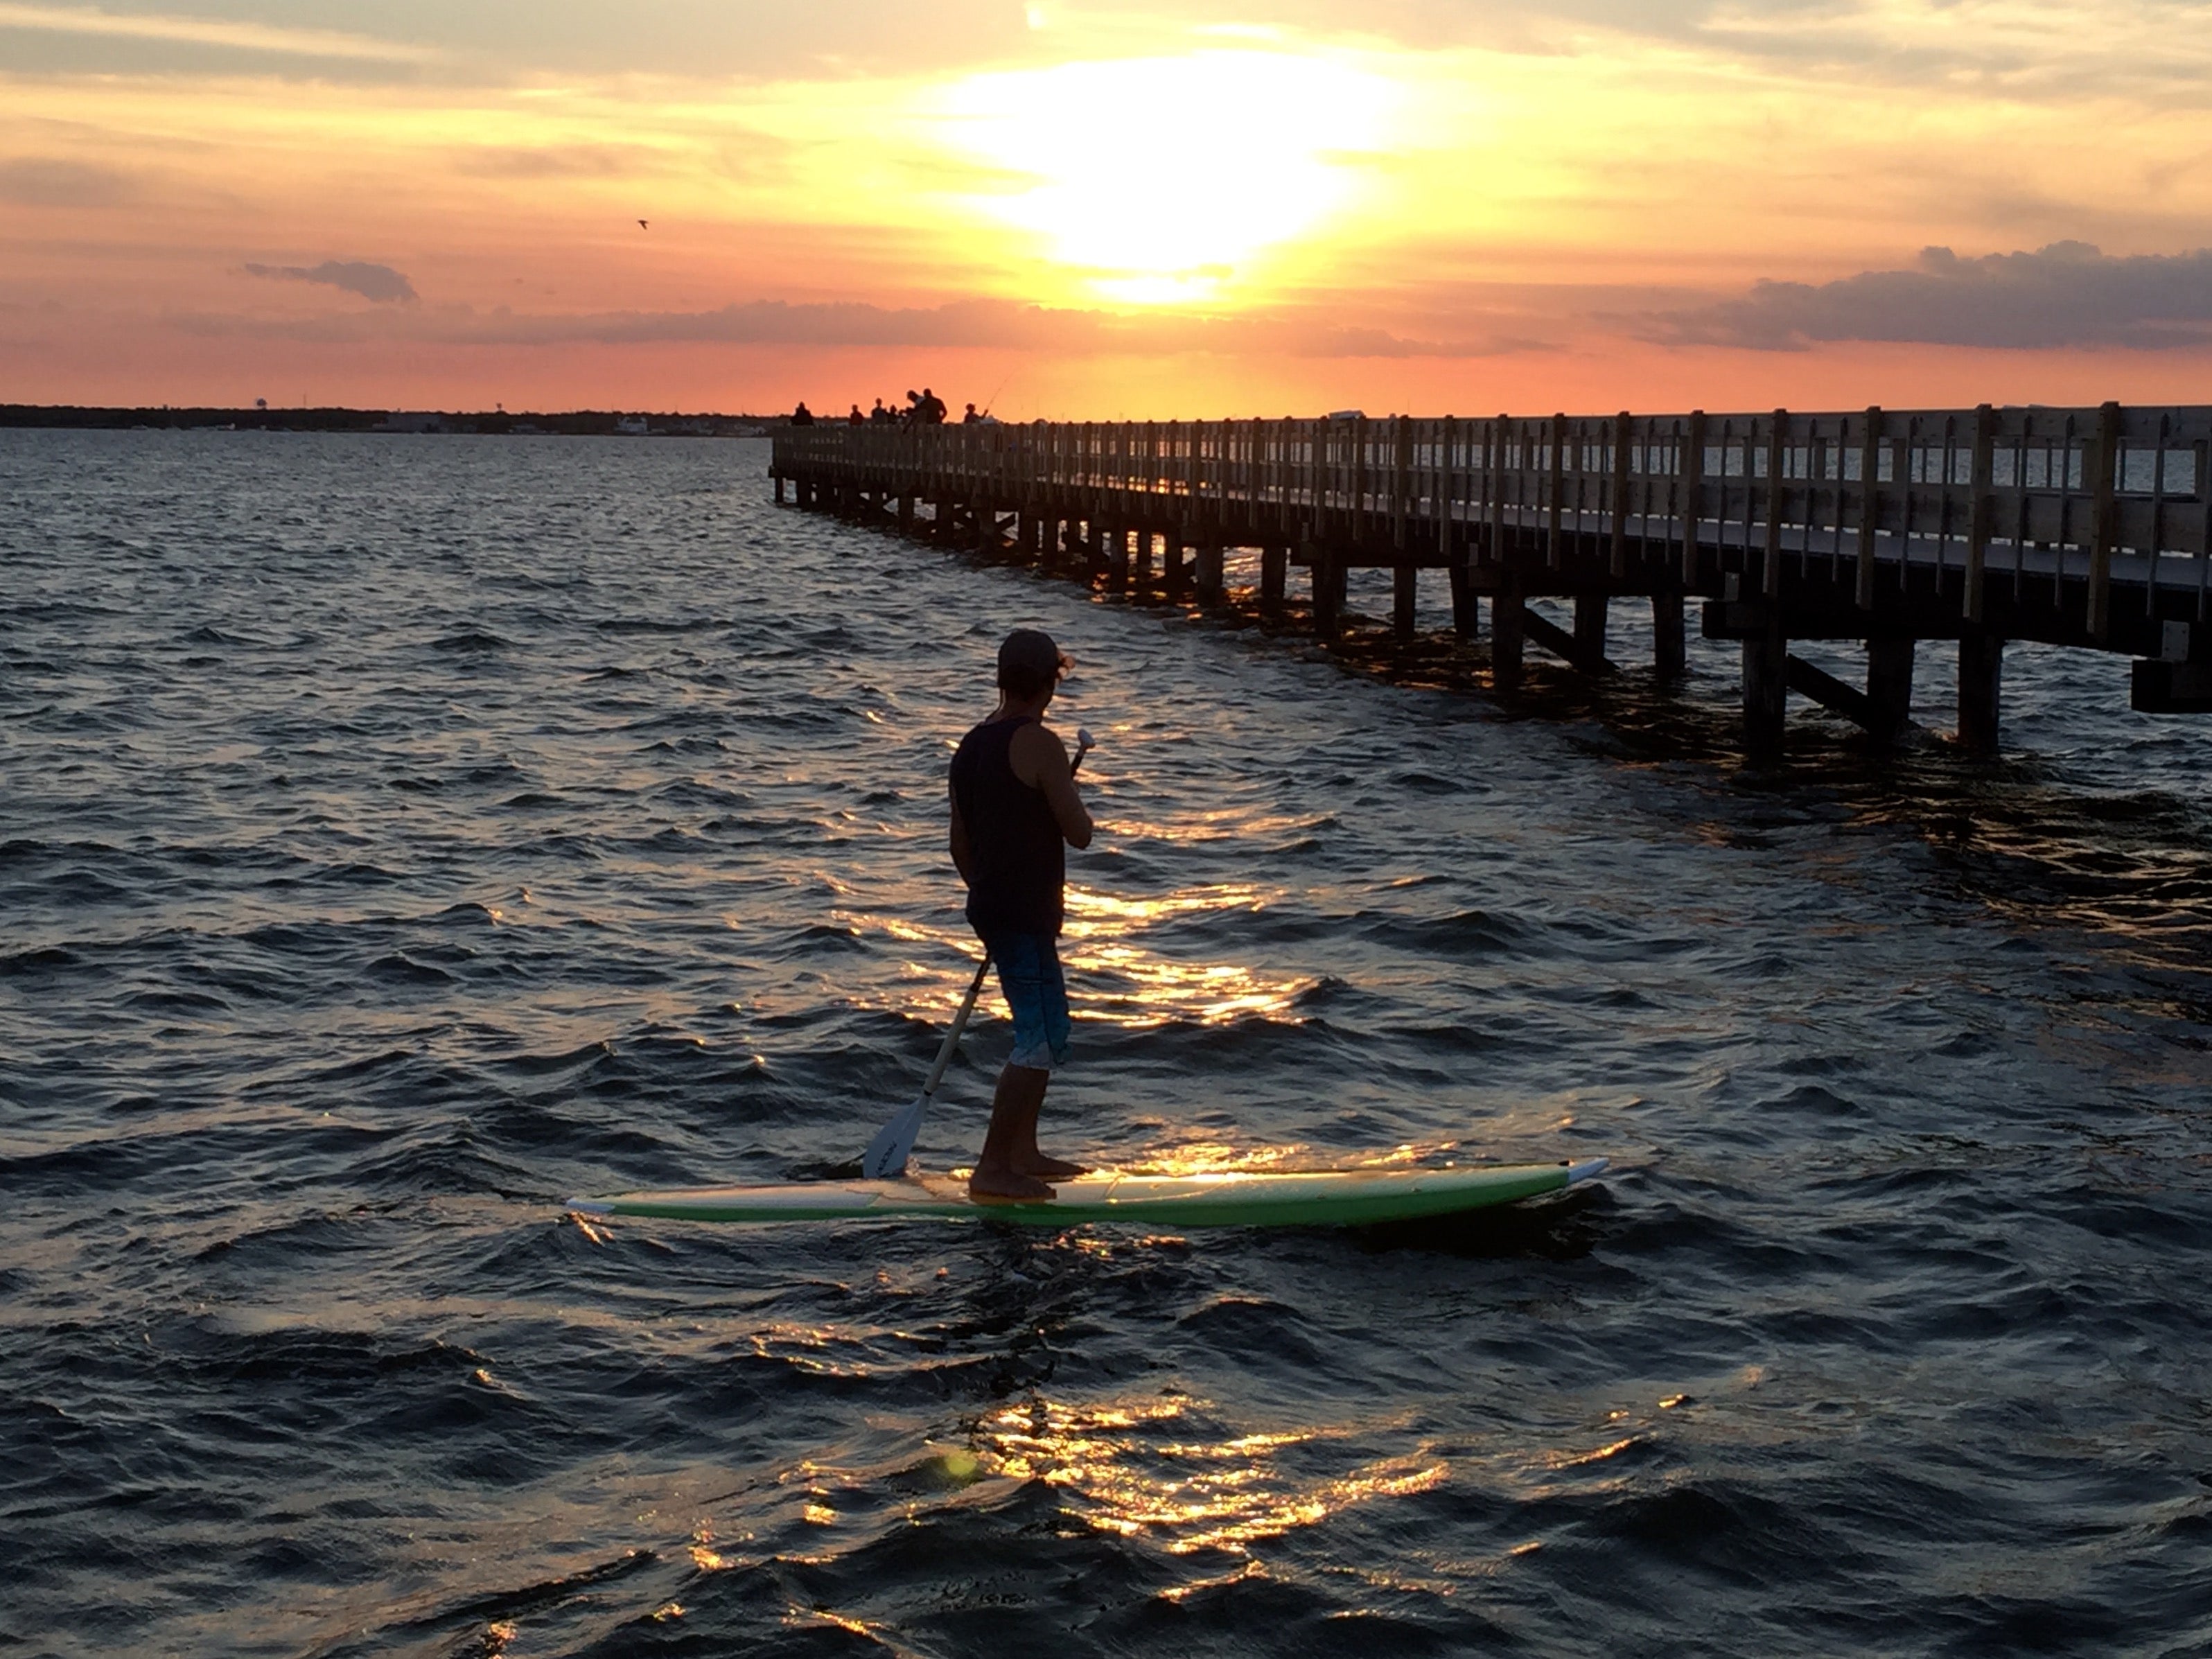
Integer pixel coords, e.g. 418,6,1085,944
568,1158,1607,1229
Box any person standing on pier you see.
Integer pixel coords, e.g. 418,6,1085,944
947,629,1094,1200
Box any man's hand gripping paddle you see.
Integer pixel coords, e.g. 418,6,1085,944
861,728,1093,1179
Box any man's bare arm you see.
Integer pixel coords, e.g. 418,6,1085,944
1011,724,1092,849
949,785,977,884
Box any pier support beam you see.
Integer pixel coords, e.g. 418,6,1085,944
1195,541,1225,604
1311,545,1345,640
1107,528,1130,586
1958,629,2003,753
1164,536,1190,595
1867,637,1915,742
1394,566,1418,642
1493,584,1525,693
1261,545,1288,610
1574,592,1609,670
1449,559,1477,642
774,475,786,504
1653,591,1685,678
1742,612,1789,764
1132,529,1154,588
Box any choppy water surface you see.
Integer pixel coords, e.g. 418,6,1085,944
5,430,2210,1658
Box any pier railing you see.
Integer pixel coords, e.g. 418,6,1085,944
771,405,2212,754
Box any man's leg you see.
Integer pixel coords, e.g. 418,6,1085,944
1010,1082,1087,1180
969,933,1087,1200
970,1063,1053,1200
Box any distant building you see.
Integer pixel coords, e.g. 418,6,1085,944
375,411,444,433
615,416,650,436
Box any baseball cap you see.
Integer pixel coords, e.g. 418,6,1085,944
997,628,1071,684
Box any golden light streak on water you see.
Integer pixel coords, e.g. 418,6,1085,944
830,879,1310,1026
969,1395,1448,1556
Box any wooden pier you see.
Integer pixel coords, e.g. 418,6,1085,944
771,407,2212,757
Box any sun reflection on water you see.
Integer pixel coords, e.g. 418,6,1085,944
963,1395,1446,1556
834,879,1310,1026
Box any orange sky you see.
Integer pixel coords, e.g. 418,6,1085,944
4,0,2211,415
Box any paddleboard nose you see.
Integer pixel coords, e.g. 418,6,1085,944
1564,1158,1610,1184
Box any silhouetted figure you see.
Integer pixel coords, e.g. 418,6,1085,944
868,398,893,424
963,403,981,423
918,387,947,424
791,401,814,425
848,404,865,425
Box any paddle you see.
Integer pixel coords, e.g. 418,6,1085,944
861,726,1094,1179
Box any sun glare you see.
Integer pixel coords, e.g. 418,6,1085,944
930,49,1396,305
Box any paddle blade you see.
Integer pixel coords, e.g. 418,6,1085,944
861,1096,924,1179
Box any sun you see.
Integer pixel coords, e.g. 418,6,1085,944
929,48,1396,306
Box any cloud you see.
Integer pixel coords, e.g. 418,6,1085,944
243,259,419,305
0,155,134,207
1641,242,2212,350
0,2,434,61
454,145,650,179
452,297,1534,358
169,293,1545,358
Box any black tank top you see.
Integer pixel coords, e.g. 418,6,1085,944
949,714,1065,938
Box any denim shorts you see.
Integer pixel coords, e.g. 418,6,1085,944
988,932,1072,1071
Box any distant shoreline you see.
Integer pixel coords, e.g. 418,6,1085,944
0,404,775,437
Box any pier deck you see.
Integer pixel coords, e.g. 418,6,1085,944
771,406,2212,757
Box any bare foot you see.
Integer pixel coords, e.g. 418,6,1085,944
968,1165,1056,1202
1012,1155,1091,1180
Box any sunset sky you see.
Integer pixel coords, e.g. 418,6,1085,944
5,0,2212,416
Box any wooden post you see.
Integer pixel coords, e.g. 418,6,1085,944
1132,527,1153,587
1867,635,1915,741
1610,411,1632,579
1493,579,1525,692
1489,416,1509,570
1196,539,1225,604
2087,401,2122,642
1857,406,1881,609
1742,609,1788,763
1450,559,1477,641
898,493,913,533
1653,589,1685,678
1392,416,1412,550
1313,545,1344,640
1963,403,1997,622
1547,412,1566,568
1108,527,1130,586
1764,409,1788,598
1958,629,2003,752
1394,564,1417,642
1261,545,1288,608
1681,411,1707,588
1574,591,1608,671
774,475,786,504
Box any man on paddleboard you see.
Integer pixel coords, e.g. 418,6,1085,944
948,629,1094,1200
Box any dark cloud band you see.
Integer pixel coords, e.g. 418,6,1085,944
1643,242,2212,351
243,259,418,304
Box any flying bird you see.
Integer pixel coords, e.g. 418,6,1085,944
638,219,649,230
